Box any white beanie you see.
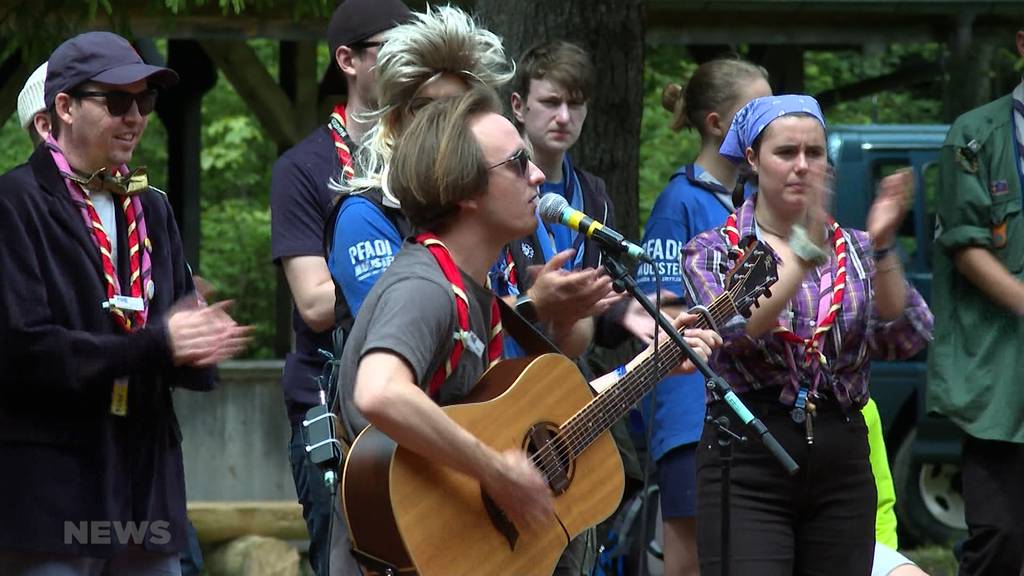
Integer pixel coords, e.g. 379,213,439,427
17,62,48,131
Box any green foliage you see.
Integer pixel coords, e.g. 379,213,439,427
200,198,276,358
637,44,700,228
805,44,945,124
0,115,34,171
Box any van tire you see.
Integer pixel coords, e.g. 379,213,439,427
892,429,967,547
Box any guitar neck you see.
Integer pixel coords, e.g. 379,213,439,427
559,291,738,460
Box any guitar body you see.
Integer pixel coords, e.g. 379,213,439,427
342,354,625,576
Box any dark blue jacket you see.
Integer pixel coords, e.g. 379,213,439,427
0,145,214,557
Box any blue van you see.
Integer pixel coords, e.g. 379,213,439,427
829,124,966,546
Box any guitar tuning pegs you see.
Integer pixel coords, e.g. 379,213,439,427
741,308,752,318
763,288,772,298
753,300,761,308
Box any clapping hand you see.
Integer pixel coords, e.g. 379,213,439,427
867,169,913,250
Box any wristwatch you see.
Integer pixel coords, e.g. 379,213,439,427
515,293,539,323
789,225,829,266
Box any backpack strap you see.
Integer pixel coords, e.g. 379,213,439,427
322,188,413,332
415,232,503,400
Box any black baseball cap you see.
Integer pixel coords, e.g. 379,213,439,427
322,0,411,94
328,0,411,56
44,31,179,109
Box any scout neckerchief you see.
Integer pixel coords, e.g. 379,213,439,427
723,210,847,383
1011,89,1024,181
329,103,357,182
539,154,586,270
47,137,154,416
416,232,503,400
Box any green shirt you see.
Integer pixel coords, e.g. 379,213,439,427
928,93,1024,443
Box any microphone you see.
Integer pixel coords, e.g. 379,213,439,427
538,194,653,264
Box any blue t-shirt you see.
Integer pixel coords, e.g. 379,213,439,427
634,164,740,460
327,195,404,318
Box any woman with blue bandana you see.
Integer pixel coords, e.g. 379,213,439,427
680,95,933,575
625,57,770,576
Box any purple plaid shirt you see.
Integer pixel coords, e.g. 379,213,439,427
682,195,933,409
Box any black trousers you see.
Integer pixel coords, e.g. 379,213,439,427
696,390,876,576
290,422,335,576
958,435,1024,576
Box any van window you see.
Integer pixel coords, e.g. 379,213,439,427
870,159,937,273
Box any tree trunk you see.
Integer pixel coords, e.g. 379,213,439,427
475,0,646,239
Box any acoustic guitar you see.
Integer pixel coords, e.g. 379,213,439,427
342,241,778,576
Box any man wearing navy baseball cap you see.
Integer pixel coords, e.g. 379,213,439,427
0,31,250,574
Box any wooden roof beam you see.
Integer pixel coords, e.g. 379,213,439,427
198,39,302,149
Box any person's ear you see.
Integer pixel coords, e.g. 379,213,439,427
32,111,50,141
336,46,357,77
706,111,727,139
510,92,526,124
55,93,75,127
745,147,758,174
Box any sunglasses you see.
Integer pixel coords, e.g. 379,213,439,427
489,148,531,178
350,40,384,52
70,89,158,116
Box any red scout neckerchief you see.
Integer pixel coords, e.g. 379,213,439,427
328,104,356,182
503,250,518,288
723,211,848,372
47,137,154,416
415,232,503,400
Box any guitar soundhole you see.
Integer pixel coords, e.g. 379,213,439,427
524,422,574,495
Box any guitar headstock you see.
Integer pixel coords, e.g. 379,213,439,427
725,240,779,318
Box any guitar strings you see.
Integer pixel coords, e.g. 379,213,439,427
529,279,748,480
532,281,741,469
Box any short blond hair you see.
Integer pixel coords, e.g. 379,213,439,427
388,87,502,231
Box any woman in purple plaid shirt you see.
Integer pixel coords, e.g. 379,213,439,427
681,95,933,576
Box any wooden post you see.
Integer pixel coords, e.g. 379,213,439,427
0,50,34,128
942,12,994,123
272,40,320,357
752,44,806,94
154,40,217,272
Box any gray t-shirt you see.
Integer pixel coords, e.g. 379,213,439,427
338,241,497,439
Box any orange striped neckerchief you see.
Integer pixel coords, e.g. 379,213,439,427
723,211,847,369
46,141,150,333
415,232,503,400
328,104,356,182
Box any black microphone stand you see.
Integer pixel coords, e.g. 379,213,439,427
601,253,799,576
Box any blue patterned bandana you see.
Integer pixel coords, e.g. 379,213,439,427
719,94,826,164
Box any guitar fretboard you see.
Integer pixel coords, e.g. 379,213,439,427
529,288,743,482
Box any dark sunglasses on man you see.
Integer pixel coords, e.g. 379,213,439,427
69,89,159,117
489,148,531,178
